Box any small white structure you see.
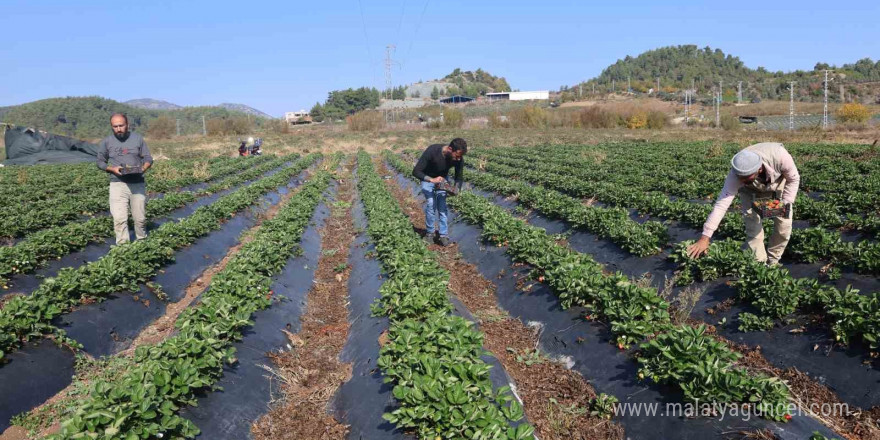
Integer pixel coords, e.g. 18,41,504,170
485,91,550,101
284,110,309,123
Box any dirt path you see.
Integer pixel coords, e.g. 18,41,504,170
1,173,312,440
251,161,355,439
376,159,624,440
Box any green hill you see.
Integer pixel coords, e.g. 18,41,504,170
442,68,511,96
573,45,880,103
0,96,271,139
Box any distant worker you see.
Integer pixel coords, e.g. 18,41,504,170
252,138,262,156
238,139,248,156
412,138,467,246
687,142,800,266
96,113,153,245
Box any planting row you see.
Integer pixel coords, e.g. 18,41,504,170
520,141,880,211
357,151,533,439
0,153,321,361
0,155,271,239
0,156,235,206
0,155,292,289
50,166,334,439
444,189,793,422
385,151,665,257
473,152,880,275
493,144,880,235
672,239,879,356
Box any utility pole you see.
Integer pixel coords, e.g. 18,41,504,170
715,87,720,129
656,77,660,92
592,83,595,94
789,81,796,132
384,44,396,123
627,76,631,93
737,81,743,104
176,119,180,136
684,89,690,125
579,84,582,99
612,79,615,93
201,116,207,136
823,70,830,129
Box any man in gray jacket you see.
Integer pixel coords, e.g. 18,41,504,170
96,113,153,244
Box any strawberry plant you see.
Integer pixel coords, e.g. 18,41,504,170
0,154,320,361
49,163,335,439
432,178,791,421
358,151,532,439
738,312,775,332
672,242,880,355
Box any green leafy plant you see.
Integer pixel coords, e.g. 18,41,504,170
589,393,619,420
738,312,775,332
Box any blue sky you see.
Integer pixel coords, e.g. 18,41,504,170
1,0,877,116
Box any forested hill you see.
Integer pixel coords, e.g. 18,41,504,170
577,45,880,102
441,68,512,95
1,96,271,139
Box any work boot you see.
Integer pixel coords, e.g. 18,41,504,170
437,236,451,247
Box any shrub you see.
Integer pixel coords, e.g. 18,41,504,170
625,112,648,129
720,114,740,131
346,110,385,131
836,103,871,124
574,107,617,128
204,117,252,136
509,105,548,128
146,115,176,139
442,108,464,128
645,110,669,129
488,111,509,128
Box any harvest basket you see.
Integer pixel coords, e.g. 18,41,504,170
435,181,459,196
753,198,789,218
119,164,143,175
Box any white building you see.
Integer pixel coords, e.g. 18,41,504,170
485,91,550,101
284,110,310,123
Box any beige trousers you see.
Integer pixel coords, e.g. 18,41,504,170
109,181,147,244
740,190,793,264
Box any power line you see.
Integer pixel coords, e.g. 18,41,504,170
357,0,377,89
395,0,407,47
402,0,430,69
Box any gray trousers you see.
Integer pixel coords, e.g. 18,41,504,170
109,181,147,244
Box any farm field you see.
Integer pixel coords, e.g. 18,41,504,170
0,142,878,440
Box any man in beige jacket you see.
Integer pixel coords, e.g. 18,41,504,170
687,142,800,265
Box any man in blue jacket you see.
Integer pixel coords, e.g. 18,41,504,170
96,113,153,244
412,138,467,246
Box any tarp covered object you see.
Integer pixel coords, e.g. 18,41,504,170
3,125,99,165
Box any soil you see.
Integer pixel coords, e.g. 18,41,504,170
376,159,624,440
251,162,355,439
719,335,880,440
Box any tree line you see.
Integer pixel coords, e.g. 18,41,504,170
1,96,272,139
569,45,880,103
